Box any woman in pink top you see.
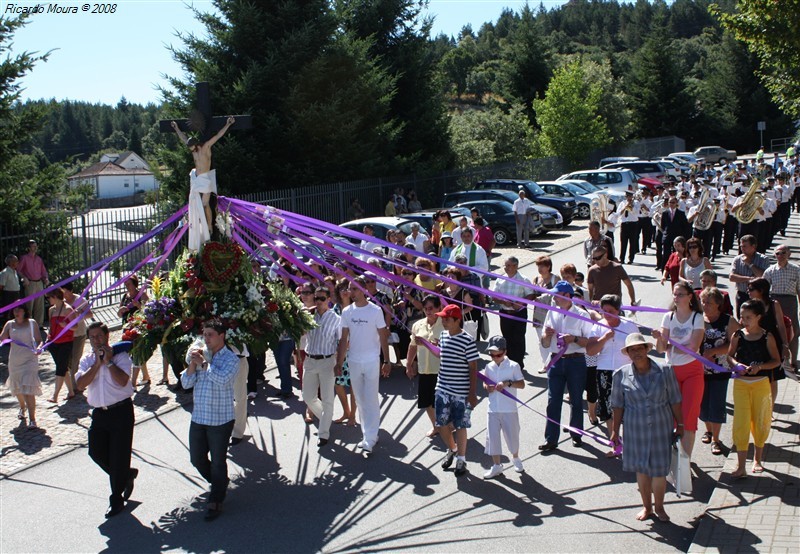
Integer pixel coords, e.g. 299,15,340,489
46,288,76,403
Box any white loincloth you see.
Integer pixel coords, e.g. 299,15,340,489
188,169,217,251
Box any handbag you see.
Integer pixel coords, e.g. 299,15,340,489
463,320,478,339
480,311,490,340
667,441,692,496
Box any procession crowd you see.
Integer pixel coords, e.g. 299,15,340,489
1,152,799,523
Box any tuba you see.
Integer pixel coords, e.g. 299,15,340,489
735,177,765,225
693,188,717,231
591,195,610,232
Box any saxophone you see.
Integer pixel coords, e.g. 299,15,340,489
735,177,765,224
693,188,717,231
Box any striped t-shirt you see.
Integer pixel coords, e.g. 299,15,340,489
436,330,479,397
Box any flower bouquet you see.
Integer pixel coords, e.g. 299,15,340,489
124,240,315,364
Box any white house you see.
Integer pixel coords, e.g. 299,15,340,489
68,151,159,199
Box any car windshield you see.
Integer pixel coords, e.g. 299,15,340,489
526,182,545,195
561,183,585,195
573,181,600,193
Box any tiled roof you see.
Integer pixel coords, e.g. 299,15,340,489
68,161,153,179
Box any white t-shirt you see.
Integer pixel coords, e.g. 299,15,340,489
341,302,386,363
591,319,638,371
513,197,534,215
661,311,704,366
484,358,524,413
543,305,596,354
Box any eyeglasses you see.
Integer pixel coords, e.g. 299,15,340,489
300,291,313,295
489,352,504,358
673,293,689,298
592,255,605,261
402,271,414,276
314,296,328,302
775,251,788,256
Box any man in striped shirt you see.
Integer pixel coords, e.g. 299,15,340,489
434,304,479,477
303,287,342,447
764,245,800,370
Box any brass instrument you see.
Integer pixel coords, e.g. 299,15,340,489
652,199,666,232
590,195,610,232
693,188,716,231
735,177,765,225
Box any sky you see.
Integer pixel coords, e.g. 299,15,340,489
10,0,568,105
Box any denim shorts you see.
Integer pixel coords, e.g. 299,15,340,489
435,390,471,429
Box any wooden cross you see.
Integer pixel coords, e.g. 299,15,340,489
158,81,252,142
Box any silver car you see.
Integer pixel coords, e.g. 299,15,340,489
537,181,593,219
557,168,640,194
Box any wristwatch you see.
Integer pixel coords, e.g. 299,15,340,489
505,380,513,387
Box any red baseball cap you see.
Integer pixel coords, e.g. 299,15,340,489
435,304,462,320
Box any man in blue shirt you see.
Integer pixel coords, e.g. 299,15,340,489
181,319,240,521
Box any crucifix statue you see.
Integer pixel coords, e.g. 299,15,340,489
160,82,252,250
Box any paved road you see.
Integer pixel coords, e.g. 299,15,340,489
1,217,797,553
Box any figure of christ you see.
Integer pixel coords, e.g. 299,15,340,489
171,116,235,250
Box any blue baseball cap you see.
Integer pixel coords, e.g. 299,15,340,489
550,280,575,296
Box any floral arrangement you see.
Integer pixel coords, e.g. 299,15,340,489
123,240,315,363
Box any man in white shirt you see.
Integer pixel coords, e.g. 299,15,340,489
405,222,429,253
616,190,641,264
358,225,383,261
449,227,489,276
450,217,470,247
512,189,535,248
491,256,533,369
335,276,392,455
76,322,136,518
539,281,598,451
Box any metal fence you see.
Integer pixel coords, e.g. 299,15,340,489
2,157,568,317
237,157,569,223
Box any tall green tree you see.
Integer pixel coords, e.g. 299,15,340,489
533,61,611,167
448,104,533,168
711,0,800,117
0,16,63,228
626,33,694,138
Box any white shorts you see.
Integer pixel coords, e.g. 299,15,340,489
485,412,520,456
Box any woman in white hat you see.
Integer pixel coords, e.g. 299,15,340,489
610,333,683,522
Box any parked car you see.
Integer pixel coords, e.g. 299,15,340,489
598,156,639,168
670,152,704,165
652,160,682,179
472,179,578,224
693,146,737,164
659,157,691,175
333,216,419,247
600,160,666,181
442,189,563,232
403,210,473,236
452,200,542,245
562,179,627,205
557,168,641,194
536,181,594,219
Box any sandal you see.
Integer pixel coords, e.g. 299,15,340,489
67,393,76,400
701,431,712,444
157,379,169,386
711,441,723,455
752,463,765,474
17,408,25,420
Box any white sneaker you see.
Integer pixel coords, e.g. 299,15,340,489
483,464,504,479
512,458,524,473
357,440,368,450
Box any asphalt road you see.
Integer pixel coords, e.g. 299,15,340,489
1,225,792,554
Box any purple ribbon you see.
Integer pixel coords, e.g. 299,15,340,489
542,334,569,373
478,371,622,455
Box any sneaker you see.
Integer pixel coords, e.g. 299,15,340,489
441,449,456,469
454,459,467,477
483,464,503,479
357,440,368,450
512,458,524,473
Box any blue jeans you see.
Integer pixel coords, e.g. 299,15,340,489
545,356,587,444
272,339,295,393
189,420,234,504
